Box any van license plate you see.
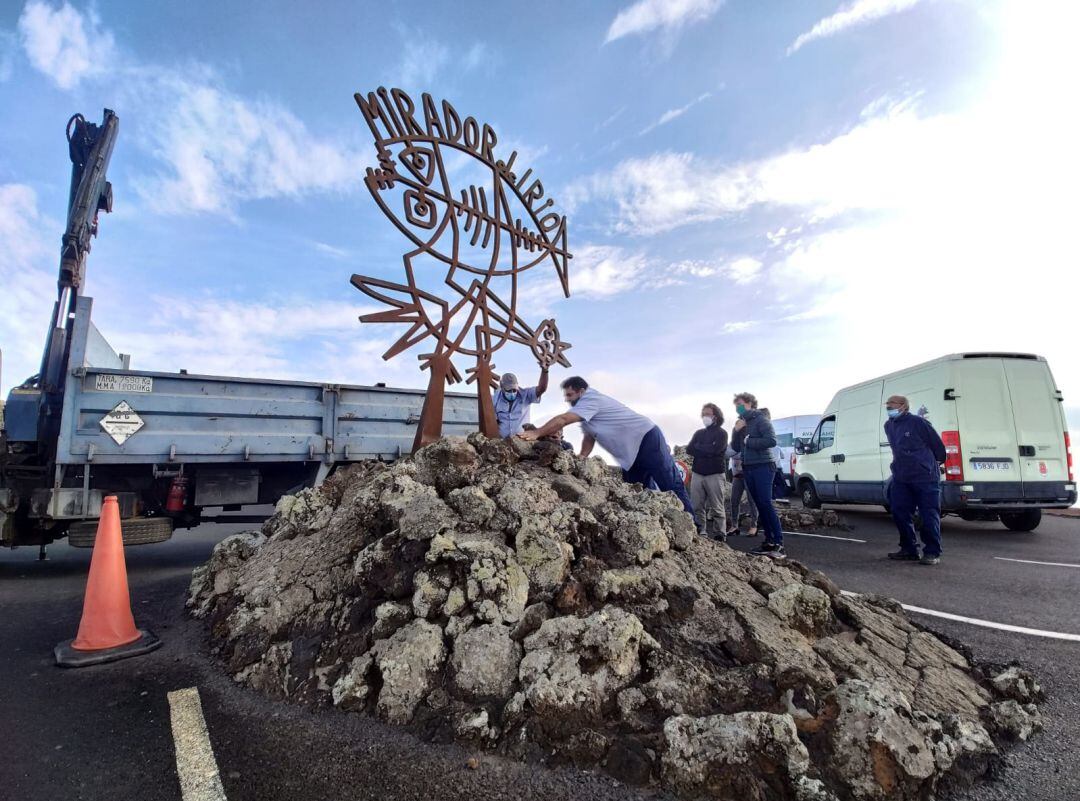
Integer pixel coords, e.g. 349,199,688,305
972,461,1011,471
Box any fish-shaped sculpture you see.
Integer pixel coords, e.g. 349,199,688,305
351,87,573,448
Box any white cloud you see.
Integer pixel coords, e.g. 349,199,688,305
0,186,387,391
605,0,724,44
0,29,17,82
17,0,116,89
312,241,350,260
787,0,925,55
398,32,451,88
727,256,762,284
670,260,719,279
572,245,649,297
519,244,650,314
596,106,626,132
128,69,358,217
567,94,959,235
668,255,761,284
722,320,758,334
90,292,391,382
14,3,357,218
0,184,59,392
639,92,711,136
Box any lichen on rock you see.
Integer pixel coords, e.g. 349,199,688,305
190,435,1040,800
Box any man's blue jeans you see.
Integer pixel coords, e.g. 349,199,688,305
624,426,694,514
743,463,784,544
889,480,942,557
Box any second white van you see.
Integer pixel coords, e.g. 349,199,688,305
793,353,1076,531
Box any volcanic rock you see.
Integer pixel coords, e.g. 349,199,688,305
190,435,1039,800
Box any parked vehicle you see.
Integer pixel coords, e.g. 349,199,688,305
793,353,1076,531
0,110,478,551
771,415,821,491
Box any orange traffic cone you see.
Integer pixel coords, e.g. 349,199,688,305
55,496,161,667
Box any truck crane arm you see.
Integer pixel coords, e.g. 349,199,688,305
35,110,118,458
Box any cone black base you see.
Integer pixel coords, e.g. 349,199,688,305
54,628,161,668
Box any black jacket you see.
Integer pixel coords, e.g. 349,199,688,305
734,410,777,466
687,425,729,476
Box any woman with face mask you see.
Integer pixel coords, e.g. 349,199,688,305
685,403,730,540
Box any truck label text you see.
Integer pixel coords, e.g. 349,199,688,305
94,374,153,393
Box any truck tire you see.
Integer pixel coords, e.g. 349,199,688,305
799,480,822,510
67,516,174,548
999,509,1042,532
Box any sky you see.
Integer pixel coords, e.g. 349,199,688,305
1,0,1078,460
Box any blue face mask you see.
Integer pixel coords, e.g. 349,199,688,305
886,408,901,419
736,404,747,417
504,391,518,402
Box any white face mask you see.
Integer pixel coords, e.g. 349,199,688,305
702,416,714,427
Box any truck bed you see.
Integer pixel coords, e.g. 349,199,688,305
55,297,479,467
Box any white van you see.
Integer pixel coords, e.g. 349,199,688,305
793,353,1076,531
771,415,822,491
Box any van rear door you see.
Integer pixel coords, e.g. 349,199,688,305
953,358,1021,483
1002,359,1068,484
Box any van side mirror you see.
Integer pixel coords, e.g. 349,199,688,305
794,438,808,455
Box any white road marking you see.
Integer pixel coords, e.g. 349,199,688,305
840,591,1080,642
993,556,1080,569
168,687,228,801
782,530,867,543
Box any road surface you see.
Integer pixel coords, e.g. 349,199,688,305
1,507,1077,801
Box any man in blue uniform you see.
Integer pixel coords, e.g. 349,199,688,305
518,376,693,514
493,368,549,438
884,394,947,565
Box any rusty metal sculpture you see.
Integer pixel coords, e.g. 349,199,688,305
351,87,573,451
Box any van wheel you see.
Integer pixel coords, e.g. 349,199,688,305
67,516,174,548
1000,510,1042,532
800,481,822,510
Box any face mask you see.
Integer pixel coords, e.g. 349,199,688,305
736,404,747,417
886,408,901,419
702,416,714,427
504,391,517,401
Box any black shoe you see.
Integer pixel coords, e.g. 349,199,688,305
919,555,941,565
888,550,921,561
750,542,784,557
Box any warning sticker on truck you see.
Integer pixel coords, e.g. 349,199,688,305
94,374,153,393
99,401,145,445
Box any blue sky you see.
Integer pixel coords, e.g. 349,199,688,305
1,0,1077,454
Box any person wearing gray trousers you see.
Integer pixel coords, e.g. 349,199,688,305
728,468,759,534
727,424,759,536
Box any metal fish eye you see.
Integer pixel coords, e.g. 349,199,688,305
399,145,437,187
403,188,437,229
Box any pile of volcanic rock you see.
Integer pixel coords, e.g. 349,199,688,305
189,435,1041,801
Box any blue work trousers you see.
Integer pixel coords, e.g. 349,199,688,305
890,480,942,557
743,463,784,544
624,426,694,514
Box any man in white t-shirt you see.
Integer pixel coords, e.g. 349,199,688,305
518,376,694,514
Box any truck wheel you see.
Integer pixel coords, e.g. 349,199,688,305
800,481,822,510
999,510,1042,532
67,516,174,548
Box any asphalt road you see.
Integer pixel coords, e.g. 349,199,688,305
1,507,1077,801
